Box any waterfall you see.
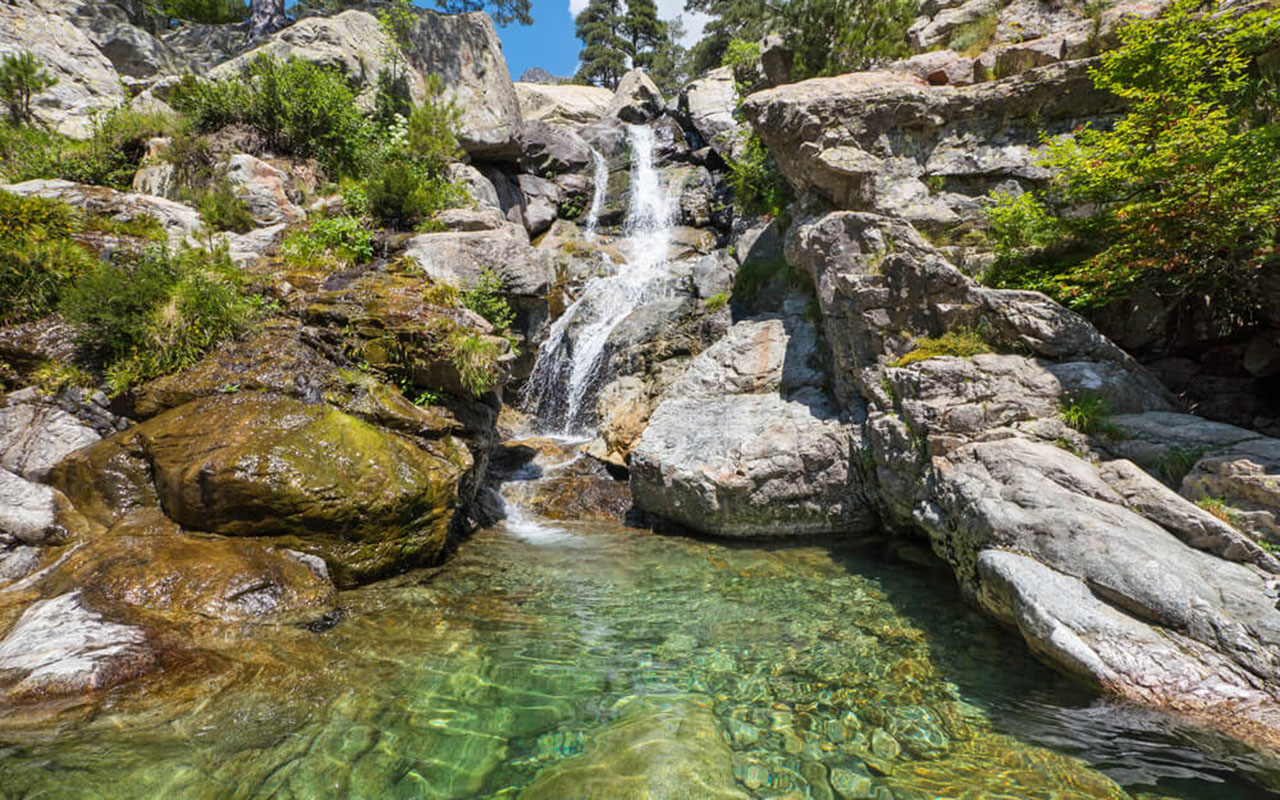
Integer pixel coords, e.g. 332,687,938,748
522,124,678,437
582,148,608,237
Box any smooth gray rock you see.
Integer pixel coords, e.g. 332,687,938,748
33,0,177,78
448,163,501,209
514,81,613,125
675,66,745,158
0,400,100,482
606,69,666,124
402,224,554,297
516,174,561,237
0,469,61,546
520,120,592,174
632,314,876,536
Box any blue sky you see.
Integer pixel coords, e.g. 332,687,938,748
422,0,708,81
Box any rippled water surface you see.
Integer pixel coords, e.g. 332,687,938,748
1,517,1278,799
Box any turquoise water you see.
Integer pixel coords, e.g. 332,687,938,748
1,502,1278,798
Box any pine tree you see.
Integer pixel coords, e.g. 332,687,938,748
621,0,667,70
575,0,628,89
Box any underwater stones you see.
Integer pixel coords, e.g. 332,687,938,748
520,696,749,800
0,591,155,699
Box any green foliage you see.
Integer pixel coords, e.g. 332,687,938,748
948,11,1000,57
364,154,463,230
983,1,1280,340
1058,389,1113,435
685,0,768,75
726,132,792,218
194,181,255,234
985,191,1064,252
721,38,761,89
0,121,62,182
282,215,374,268
84,213,167,242
449,331,502,396
406,75,463,174
0,52,57,125
373,69,414,128
776,0,916,79
731,256,810,302
461,268,515,330
0,193,96,325
890,328,991,366
173,56,369,175
574,0,629,89
31,360,95,394
1156,446,1204,485
60,245,262,393
153,0,248,23
1196,496,1238,526
58,106,182,190
703,291,730,311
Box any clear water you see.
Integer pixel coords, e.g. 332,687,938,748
522,125,679,436
582,148,608,238
2,500,1278,798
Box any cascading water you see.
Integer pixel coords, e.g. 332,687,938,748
521,124,679,436
582,148,608,237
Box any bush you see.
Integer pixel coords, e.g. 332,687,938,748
727,132,792,218
59,106,184,190
60,245,263,392
174,56,370,175
461,268,514,330
983,1,1280,337
891,328,991,366
406,75,463,174
948,11,999,57
0,193,96,325
282,215,374,268
0,121,62,182
449,331,502,397
154,0,248,23
364,154,463,230
775,0,916,79
192,181,255,233
0,52,57,125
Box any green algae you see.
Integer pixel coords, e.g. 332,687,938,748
0,522,1276,799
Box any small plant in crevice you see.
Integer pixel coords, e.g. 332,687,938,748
461,268,515,330
1058,389,1116,436
193,181,255,234
890,328,991,367
449,331,503,397
725,132,792,220
948,11,1000,57
1196,496,1239,527
1155,446,1204,485
703,291,729,311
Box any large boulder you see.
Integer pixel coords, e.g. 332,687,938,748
674,66,745,158
32,0,178,79
52,393,469,585
402,223,555,298
0,0,127,137
514,82,613,126
520,120,592,174
631,308,877,536
223,154,305,225
606,69,665,124
741,61,1124,228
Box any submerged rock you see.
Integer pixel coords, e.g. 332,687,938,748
520,696,749,800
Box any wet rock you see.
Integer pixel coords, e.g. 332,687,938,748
520,696,749,800
0,317,80,375
0,395,100,481
0,469,66,546
515,81,613,126
0,179,202,248
632,312,878,536
403,224,555,297
606,69,666,124
53,393,468,586
0,591,156,699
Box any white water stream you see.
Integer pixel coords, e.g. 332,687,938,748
582,148,608,237
521,125,680,436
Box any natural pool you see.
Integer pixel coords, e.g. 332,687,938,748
1,511,1278,799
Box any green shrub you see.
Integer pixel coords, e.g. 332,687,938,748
0,121,62,182
949,11,999,57
174,56,370,175
775,0,916,79
84,213,167,242
364,155,463,230
59,106,184,190
891,328,991,367
703,291,730,311
192,181,255,233
0,193,95,325
163,134,218,189
0,52,57,125
282,215,374,268
153,0,248,23
726,132,792,219
1156,446,1203,485
721,38,761,89
406,75,463,174
982,1,1280,335
461,268,514,330
449,331,503,397
1058,389,1113,435
60,245,262,392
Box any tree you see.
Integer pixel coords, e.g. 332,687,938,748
683,0,767,75
984,0,1280,340
622,0,667,70
0,52,58,125
249,0,288,38
575,0,628,89
774,0,915,79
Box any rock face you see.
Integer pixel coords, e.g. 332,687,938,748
223,154,305,225
632,305,877,537
742,62,1123,229
515,82,613,126
674,67,744,158
606,69,666,124
0,0,127,137
1,180,203,247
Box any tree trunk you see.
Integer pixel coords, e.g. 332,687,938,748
249,0,289,39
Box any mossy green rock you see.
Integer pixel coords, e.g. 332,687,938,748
55,393,468,586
